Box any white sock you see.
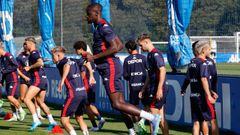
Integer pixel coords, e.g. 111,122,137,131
32,113,40,123
140,110,154,121
36,107,41,116
13,112,17,118
17,107,24,113
83,130,89,135
47,114,55,124
69,130,77,135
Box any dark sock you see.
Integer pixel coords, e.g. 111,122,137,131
91,120,98,127
96,114,102,120
121,112,134,129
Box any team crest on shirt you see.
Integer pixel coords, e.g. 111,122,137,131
154,53,159,56
103,24,109,27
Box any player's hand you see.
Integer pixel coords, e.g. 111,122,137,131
24,77,31,82
24,66,31,72
211,91,218,99
89,76,96,86
58,80,64,93
86,53,94,62
156,88,163,100
139,91,143,99
208,95,216,104
181,90,185,96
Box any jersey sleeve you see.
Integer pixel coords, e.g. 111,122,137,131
200,61,209,78
1,54,19,74
153,52,165,69
101,24,117,42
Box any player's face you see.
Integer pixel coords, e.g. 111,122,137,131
86,10,96,24
24,41,33,51
75,49,83,55
52,53,59,64
23,43,28,52
204,45,211,57
138,40,147,52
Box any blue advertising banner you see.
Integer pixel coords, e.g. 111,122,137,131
166,0,194,70
0,0,17,56
44,67,240,134
38,0,56,65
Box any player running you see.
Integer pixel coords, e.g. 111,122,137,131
52,46,89,135
16,42,45,120
85,3,161,135
0,42,26,121
73,41,106,131
23,37,57,131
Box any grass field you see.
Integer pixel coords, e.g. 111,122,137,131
0,99,237,135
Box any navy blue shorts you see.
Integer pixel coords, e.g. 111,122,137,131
87,88,96,105
190,95,215,122
148,90,168,109
129,88,141,106
97,58,124,95
6,82,19,97
30,74,48,90
61,92,88,117
20,78,30,86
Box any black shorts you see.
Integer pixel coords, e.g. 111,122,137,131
30,75,48,90
87,88,96,105
190,95,215,122
61,92,88,117
20,78,30,86
6,82,19,97
129,89,141,106
148,90,168,109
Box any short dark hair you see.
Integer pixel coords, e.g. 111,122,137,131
137,33,151,42
73,41,87,51
86,3,102,14
192,40,199,49
125,40,137,50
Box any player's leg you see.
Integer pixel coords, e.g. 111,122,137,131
75,115,89,135
211,118,219,135
89,90,105,129
19,84,28,102
159,106,169,135
34,97,45,120
75,95,89,135
36,90,57,130
61,117,76,135
201,120,209,135
24,86,42,131
89,104,105,128
86,105,98,131
192,121,200,135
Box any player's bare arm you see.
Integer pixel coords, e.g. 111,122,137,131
24,58,44,71
156,66,166,100
86,36,123,62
